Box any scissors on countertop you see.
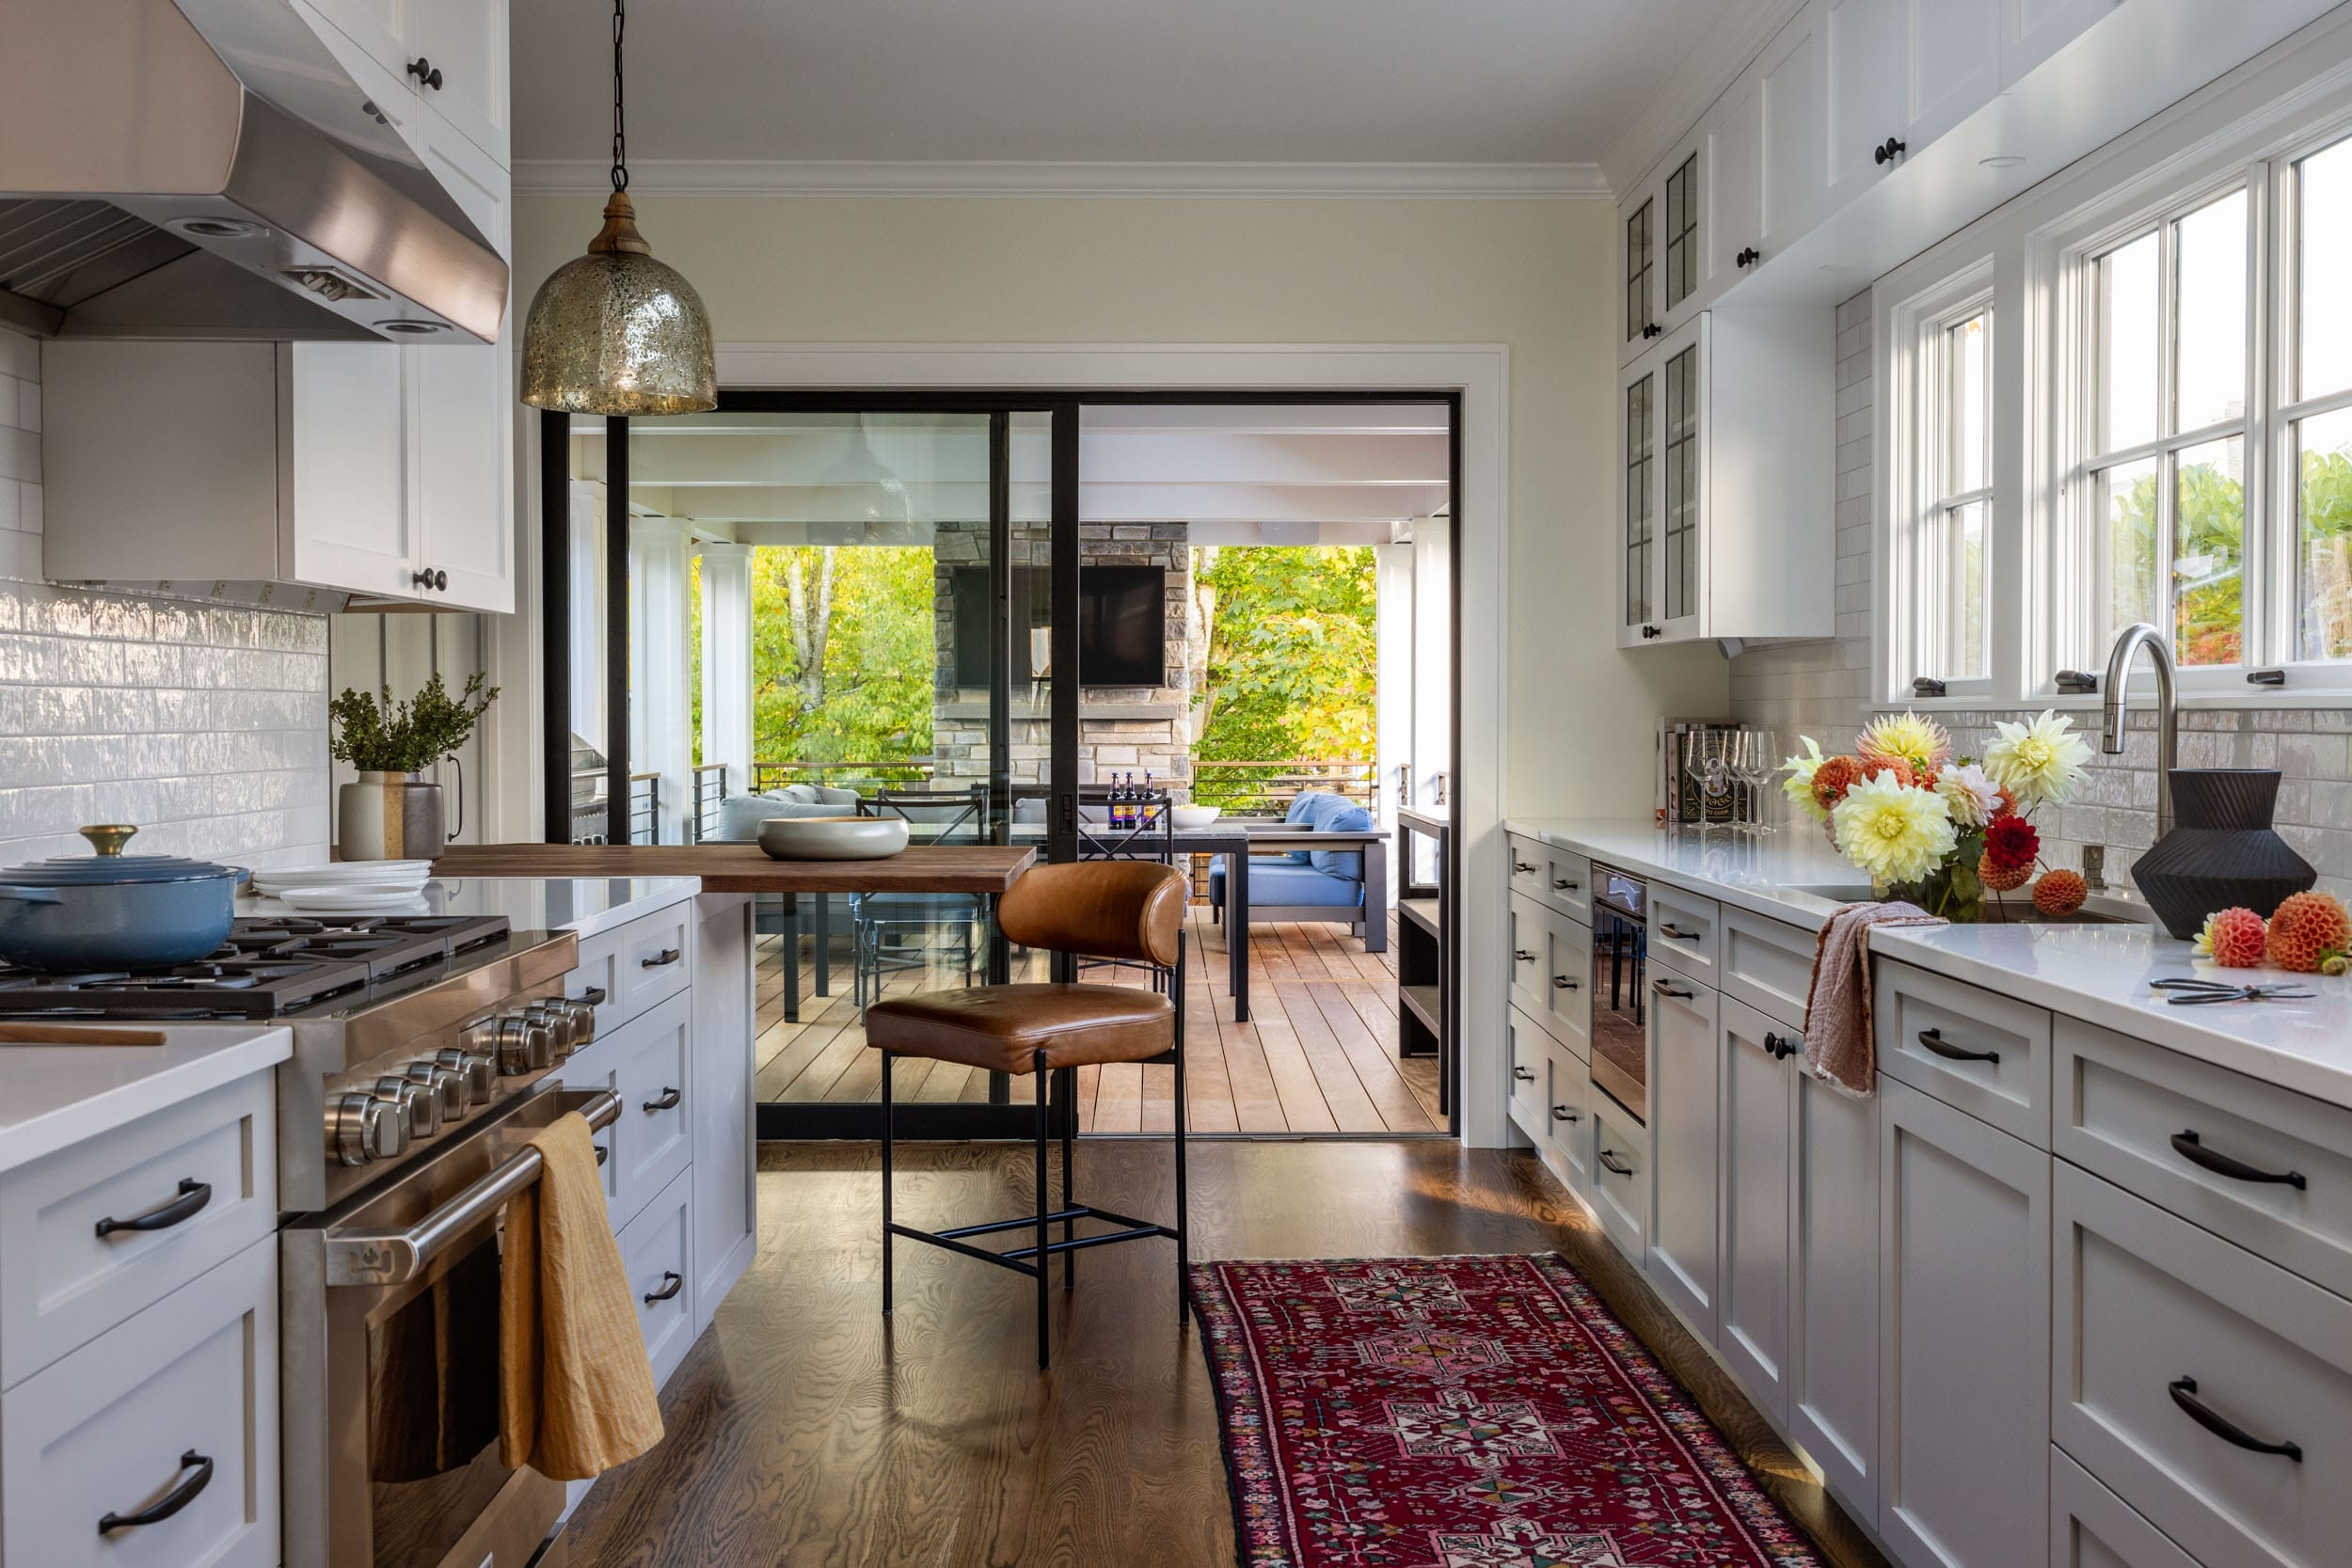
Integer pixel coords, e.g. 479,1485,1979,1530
2150,975,2317,1005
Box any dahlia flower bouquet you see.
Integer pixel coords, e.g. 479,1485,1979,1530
1780,710,2093,922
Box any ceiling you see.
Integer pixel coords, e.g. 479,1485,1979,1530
571,404,1451,546
512,0,1744,174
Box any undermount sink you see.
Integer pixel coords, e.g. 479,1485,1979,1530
1776,882,2142,926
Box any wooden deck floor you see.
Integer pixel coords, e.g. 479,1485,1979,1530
754,905,1443,1134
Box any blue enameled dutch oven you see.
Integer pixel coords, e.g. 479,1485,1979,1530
0,825,246,973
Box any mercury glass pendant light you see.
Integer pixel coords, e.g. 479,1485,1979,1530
520,0,716,415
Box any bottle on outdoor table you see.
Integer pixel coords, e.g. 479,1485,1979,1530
1142,771,1156,824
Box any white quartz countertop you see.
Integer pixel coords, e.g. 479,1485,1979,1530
1505,816,2352,1112
237,875,703,940
0,1024,291,1176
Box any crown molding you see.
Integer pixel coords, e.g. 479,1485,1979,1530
1597,0,1807,198
510,158,1612,199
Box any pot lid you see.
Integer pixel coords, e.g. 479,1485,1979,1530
1,855,238,887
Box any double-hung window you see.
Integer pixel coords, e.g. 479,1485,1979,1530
2286,135,2352,661
1923,308,1993,682
2079,185,2252,672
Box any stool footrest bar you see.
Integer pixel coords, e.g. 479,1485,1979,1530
935,1207,1089,1242
1000,1225,1172,1262
886,1222,1043,1279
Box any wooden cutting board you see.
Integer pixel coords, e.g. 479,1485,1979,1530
0,1023,168,1046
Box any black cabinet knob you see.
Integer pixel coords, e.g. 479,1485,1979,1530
411,568,447,592
1874,136,1907,166
407,57,444,90
1735,246,1760,267
1641,322,1663,340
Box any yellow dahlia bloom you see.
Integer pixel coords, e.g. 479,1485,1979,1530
1983,709,2091,806
1781,736,1830,821
1833,772,1957,884
1857,711,1953,772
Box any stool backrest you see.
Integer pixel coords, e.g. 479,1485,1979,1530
998,861,1185,968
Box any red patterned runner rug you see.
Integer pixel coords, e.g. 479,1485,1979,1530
1190,1254,1825,1568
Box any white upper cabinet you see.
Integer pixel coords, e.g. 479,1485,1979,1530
1621,186,1661,362
2003,0,2123,87
308,0,509,167
1907,0,2002,149
1707,78,1765,288
1756,8,1828,254
1821,0,1904,207
286,344,417,600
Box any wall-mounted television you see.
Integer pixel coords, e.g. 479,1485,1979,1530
949,564,1166,688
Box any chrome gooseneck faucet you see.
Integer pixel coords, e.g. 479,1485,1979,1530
2101,622,2178,841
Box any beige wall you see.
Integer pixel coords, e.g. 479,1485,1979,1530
514,194,1728,816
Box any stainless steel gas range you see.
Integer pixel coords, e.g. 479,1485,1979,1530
0,913,607,1568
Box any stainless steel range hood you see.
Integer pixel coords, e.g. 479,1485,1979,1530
0,0,507,342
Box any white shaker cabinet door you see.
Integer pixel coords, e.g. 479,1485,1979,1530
284,342,417,600
2004,0,2122,87
1756,6,1828,252
411,0,510,166
692,895,757,1328
1789,1066,1880,1518
1905,0,2001,150
1717,996,1796,1423
1645,974,1720,1340
1878,1079,2051,1568
1821,0,1905,208
1707,75,1764,286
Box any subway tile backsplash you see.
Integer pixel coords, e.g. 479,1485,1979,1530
0,326,329,869
1728,291,2352,905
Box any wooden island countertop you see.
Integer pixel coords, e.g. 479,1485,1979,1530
430,842,1036,894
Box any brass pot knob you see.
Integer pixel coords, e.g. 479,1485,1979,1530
79,824,138,857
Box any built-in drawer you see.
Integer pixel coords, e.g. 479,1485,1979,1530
612,990,693,1229
1,1233,278,1568
1543,1041,1595,1194
1590,1101,1649,1262
1508,894,1590,1056
1507,834,1591,924
1645,883,1720,987
1720,906,1817,1032
2051,1448,2206,1568
2053,1162,2352,1568
550,1037,626,1218
618,1166,696,1389
0,1069,276,1390
570,903,694,1036
1876,958,2051,1147
1506,1006,1548,1128
2056,1017,2352,1302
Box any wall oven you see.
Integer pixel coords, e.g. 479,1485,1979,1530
1587,864,1648,1124
281,1084,621,1568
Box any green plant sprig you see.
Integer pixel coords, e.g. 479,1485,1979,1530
329,672,500,774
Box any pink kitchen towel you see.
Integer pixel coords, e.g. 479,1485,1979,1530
1803,901,1947,1097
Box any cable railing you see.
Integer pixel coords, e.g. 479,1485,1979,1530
691,763,730,843
627,772,661,845
750,759,936,797
1190,759,1375,816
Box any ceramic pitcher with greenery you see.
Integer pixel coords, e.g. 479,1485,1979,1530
330,673,499,860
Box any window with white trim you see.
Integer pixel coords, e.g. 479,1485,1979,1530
1922,309,1992,681
2288,135,2352,660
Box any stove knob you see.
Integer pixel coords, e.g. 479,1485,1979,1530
329,1090,405,1165
436,1049,498,1102
525,1002,577,1061
485,1012,555,1075
559,996,598,1048
516,1015,556,1071
405,1061,469,1121
373,1076,438,1138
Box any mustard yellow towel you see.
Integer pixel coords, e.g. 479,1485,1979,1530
499,1112,664,1480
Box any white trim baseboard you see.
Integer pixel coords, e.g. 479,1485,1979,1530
510,159,1609,200
491,341,1513,1148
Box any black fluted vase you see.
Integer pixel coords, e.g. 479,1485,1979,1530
2131,768,2316,940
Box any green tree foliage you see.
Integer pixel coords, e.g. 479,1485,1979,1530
2297,447,2352,659
745,546,936,768
2108,458,2246,666
1190,546,1378,804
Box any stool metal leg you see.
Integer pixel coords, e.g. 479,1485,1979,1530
1058,1065,1076,1291
1174,930,1190,1324
1034,1048,1051,1370
881,1049,895,1317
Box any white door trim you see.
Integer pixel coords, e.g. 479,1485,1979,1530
497,340,1512,1148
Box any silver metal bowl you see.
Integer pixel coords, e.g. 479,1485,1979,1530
755,816,912,861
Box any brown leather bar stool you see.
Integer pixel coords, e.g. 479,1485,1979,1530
867,860,1189,1370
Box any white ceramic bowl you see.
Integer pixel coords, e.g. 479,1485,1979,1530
1170,804,1222,832
756,816,912,861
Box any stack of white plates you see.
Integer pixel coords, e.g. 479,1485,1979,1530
249,860,436,915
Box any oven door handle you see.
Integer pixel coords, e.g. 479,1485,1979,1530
321,1089,623,1287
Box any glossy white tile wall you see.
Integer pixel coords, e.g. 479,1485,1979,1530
0,326,329,870
1727,294,2352,903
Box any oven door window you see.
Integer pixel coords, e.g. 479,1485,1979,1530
1590,905,1648,1120
368,1234,511,1568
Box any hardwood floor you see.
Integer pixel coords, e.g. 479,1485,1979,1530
754,905,1444,1135
560,1140,1890,1568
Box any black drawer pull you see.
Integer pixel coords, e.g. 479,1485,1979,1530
1652,979,1693,999
1658,923,1700,941
95,1178,211,1239
595,1143,610,1166
1551,974,1580,990
1550,1104,1581,1123
1513,949,1536,963
2168,1377,2301,1461
1512,860,1537,874
98,1450,213,1533
1597,1149,1634,1177
643,1086,682,1112
643,1270,684,1305
576,985,609,1006
1552,879,1580,892
2169,1130,2306,1190
1916,1027,1999,1064
641,947,682,969
1512,1067,1535,1082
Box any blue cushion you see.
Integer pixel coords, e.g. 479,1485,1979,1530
1208,858,1367,910
1291,792,1375,879
714,793,848,841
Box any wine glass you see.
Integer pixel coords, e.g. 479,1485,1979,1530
1692,729,1733,832
1731,729,1776,834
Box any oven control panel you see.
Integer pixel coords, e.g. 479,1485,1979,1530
324,993,600,1169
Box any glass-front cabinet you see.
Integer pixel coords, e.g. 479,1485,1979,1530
1624,129,1713,363
1624,195,1657,356
1619,317,1708,645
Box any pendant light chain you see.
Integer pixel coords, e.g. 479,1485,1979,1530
611,0,628,192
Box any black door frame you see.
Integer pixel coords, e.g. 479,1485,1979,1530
537,388,1463,1140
